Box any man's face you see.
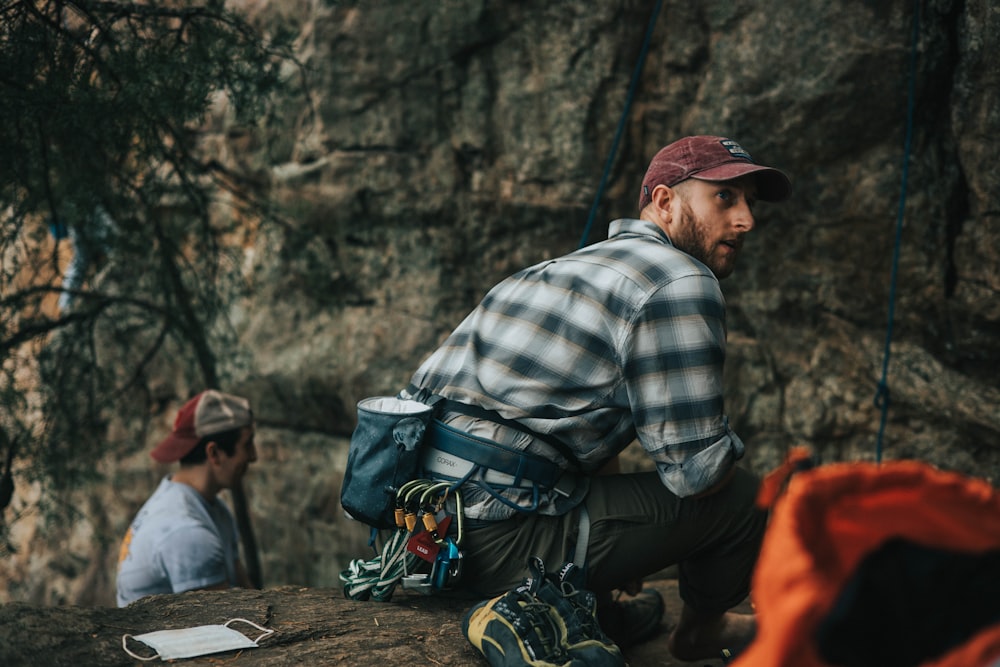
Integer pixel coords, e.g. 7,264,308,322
217,426,257,489
667,176,757,279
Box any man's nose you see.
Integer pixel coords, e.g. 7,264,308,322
733,200,756,232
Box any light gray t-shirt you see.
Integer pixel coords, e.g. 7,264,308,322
116,476,240,607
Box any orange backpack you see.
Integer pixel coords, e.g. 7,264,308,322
734,454,1000,667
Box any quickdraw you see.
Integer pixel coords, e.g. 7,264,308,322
340,478,464,601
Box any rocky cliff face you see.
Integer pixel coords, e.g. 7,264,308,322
3,0,998,606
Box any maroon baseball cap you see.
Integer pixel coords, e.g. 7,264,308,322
150,390,253,463
638,135,791,209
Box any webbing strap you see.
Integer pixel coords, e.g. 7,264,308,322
573,504,590,568
427,419,564,488
406,383,582,469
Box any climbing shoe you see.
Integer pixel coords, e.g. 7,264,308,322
539,560,626,666
463,556,629,666
462,563,574,667
596,588,665,649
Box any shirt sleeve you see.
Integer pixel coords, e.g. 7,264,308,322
157,524,229,593
621,272,743,497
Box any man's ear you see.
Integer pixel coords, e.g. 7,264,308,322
651,183,674,211
205,440,221,463
645,183,676,230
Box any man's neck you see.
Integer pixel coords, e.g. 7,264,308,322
170,466,220,502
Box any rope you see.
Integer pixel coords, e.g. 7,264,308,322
578,0,663,249
874,0,921,463
341,527,424,601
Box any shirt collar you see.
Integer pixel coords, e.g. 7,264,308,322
607,218,673,245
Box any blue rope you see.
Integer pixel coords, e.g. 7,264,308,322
578,0,663,249
874,0,921,463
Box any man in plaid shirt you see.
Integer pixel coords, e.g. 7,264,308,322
408,135,791,661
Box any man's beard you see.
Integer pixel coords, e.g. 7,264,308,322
669,199,739,279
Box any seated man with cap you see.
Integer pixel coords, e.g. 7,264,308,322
116,390,258,606
403,135,791,660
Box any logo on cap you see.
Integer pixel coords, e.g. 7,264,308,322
719,139,752,161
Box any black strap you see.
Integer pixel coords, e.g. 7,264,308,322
427,420,564,488
406,384,581,469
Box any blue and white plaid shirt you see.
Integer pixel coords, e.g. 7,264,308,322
409,218,744,517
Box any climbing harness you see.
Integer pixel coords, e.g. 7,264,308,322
340,385,591,600
421,417,579,515
340,478,465,601
874,0,921,463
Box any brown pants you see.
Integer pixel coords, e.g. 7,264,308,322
457,467,766,614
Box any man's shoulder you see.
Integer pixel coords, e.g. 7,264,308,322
122,490,220,564
138,506,222,553
575,233,715,294
138,481,215,529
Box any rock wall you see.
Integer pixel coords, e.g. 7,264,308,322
3,0,998,606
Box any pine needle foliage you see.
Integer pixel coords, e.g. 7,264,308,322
0,0,295,527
